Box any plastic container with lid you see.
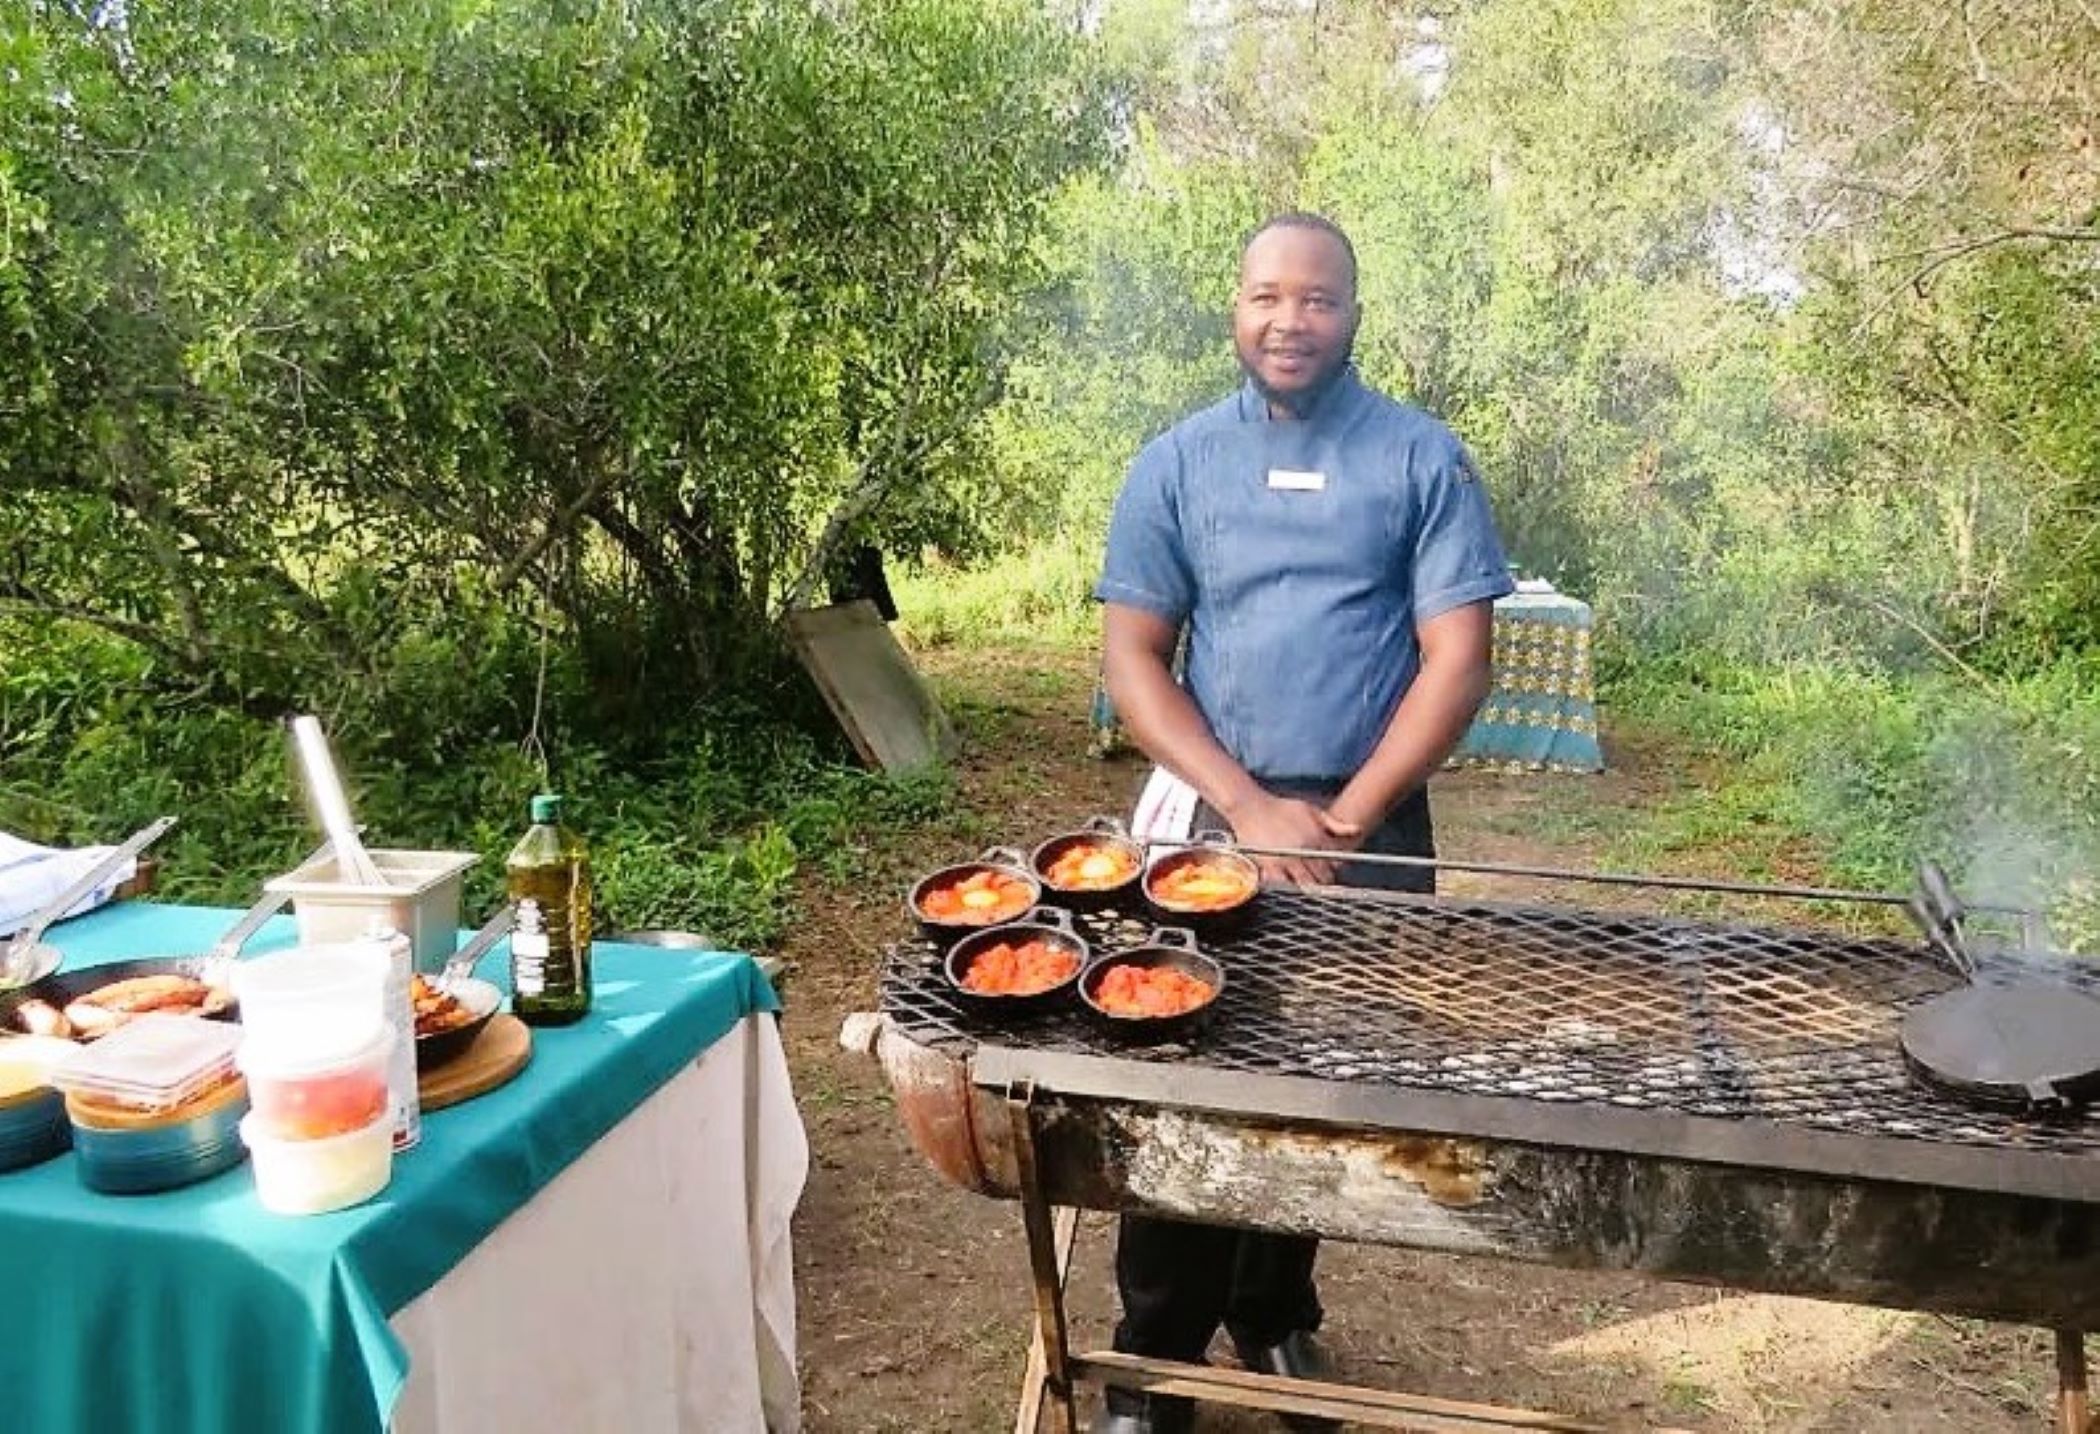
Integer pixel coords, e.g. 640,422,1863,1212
238,1022,394,1142
231,943,389,1058
51,1014,244,1113
241,1108,393,1214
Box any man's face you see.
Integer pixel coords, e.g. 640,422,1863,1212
1233,226,1359,412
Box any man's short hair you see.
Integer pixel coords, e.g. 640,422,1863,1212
1242,212,1358,294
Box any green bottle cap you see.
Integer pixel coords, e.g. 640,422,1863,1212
530,793,563,824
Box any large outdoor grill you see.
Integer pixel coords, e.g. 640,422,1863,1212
851,864,2100,1432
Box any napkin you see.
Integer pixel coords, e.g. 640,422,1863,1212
0,831,138,938
1130,766,1200,845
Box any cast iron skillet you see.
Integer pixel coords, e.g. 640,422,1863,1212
1077,927,1225,1046
1030,816,1144,913
415,908,515,1071
906,846,1042,946
1899,861,2100,1115
0,956,239,1039
942,906,1089,1021
1140,831,1260,938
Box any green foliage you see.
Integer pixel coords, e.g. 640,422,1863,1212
0,613,961,950
1,0,1114,722
1602,645,2100,950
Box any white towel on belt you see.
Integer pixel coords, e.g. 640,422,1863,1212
1130,766,1200,845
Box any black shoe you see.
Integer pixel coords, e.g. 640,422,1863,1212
1233,1330,1342,1433
1090,1392,1195,1434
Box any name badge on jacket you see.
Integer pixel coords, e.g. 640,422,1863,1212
1266,468,1327,492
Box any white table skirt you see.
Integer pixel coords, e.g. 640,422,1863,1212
389,1014,807,1433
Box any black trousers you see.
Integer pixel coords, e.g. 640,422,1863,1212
1109,781,1434,1400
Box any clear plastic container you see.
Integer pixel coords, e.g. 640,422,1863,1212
50,1014,243,1113
240,1108,393,1214
231,943,389,1058
238,1022,394,1141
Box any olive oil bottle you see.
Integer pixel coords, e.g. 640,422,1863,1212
507,793,593,1026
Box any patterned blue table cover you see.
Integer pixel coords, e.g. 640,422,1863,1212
1449,586,1604,773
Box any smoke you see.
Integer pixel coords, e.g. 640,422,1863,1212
1926,705,2100,954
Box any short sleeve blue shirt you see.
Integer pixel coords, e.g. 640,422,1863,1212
1095,369,1513,781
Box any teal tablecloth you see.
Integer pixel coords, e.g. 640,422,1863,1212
0,901,780,1434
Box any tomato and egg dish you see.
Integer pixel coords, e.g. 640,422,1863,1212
917,868,1035,925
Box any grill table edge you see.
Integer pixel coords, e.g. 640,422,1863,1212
974,1044,2100,1205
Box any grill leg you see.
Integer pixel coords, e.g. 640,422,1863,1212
1008,1083,1078,1434
1013,1206,1080,1434
2059,1330,2091,1434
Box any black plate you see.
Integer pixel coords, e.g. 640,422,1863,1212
0,957,239,1039
1901,978,2100,1114
1077,927,1225,1045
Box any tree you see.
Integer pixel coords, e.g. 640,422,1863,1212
0,0,1114,729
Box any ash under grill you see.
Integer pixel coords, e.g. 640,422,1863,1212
878,886,2100,1158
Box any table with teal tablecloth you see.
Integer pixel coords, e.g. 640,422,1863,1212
0,902,787,1434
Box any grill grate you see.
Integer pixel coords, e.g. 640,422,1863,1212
878,887,2100,1157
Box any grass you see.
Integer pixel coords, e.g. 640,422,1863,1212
12,538,2100,961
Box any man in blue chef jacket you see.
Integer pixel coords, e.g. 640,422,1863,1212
1092,213,1514,1434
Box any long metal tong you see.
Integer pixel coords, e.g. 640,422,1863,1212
1164,838,2028,965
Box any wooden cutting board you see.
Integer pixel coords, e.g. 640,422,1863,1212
417,1015,531,1111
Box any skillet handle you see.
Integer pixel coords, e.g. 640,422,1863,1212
1024,905,1077,937
2026,1079,2071,1115
1084,815,1133,839
209,838,337,960
977,846,1029,871
1144,927,1201,954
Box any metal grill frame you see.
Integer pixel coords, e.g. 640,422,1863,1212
879,883,2100,1203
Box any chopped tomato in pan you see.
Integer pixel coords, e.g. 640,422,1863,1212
960,938,1081,996
1092,963,1215,1018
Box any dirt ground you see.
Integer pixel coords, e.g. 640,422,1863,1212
779,644,2071,1433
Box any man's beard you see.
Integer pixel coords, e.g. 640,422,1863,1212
1239,339,1356,418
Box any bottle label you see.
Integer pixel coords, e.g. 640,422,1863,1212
513,898,550,997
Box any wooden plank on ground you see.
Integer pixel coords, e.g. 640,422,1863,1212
784,600,957,773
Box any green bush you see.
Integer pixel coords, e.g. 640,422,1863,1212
0,617,956,951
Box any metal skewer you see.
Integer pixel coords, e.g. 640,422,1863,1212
1151,838,2038,918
